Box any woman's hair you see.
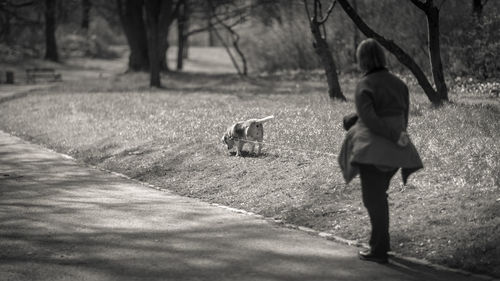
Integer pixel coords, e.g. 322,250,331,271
356,38,386,72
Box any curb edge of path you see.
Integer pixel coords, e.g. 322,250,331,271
1,130,498,281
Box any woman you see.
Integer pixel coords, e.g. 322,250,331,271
338,39,423,264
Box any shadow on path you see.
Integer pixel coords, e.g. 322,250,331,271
0,132,493,281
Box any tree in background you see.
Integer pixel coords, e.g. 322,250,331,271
208,0,249,76
0,0,36,45
157,0,182,72
0,1,13,44
116,0,180,77
143,0,162,87
44,0,59,62
303,0,345,101
116,0,149,71
176,0,189,70
81,0,91,30
176,0,251,75
450,0,498,80
337,0,446,105
409,0,448,101
472,0,489,20
143,0,181,87
351,0,359,64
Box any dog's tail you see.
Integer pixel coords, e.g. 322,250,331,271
256,115,275,123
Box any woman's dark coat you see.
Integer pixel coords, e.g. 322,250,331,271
338,68,423,184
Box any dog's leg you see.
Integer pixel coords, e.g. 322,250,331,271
236,141,244,156
249,143,255,155
257,142,262,155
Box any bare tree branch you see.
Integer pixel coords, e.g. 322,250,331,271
408,0,427,11
303,0,312,21
315,0,327,37
207,0,248,75
189,2,253,22
171,0,183,21
0,0,37,24
313,0,318,20
0,5,38,24
4,0,34,8
212,26,242,75
185,25,212,37
115,0,123,22
318,0,337,24
184,3,246,38
184,17,240,38
337,0,443,104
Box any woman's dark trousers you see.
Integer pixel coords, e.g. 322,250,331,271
359,164,397,256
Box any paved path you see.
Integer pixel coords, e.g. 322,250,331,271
0,131,494,281
0,84,52,103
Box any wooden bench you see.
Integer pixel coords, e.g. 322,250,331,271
26,68,62,83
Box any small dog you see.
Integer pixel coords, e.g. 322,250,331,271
222,115,274,156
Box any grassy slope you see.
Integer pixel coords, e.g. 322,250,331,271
0,70,499,277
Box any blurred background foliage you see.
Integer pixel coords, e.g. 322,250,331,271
242,0,500,81
0,0,498,80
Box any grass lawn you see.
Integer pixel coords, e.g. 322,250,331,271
0,59,499,277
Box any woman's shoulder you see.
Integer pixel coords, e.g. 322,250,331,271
356,75,373,90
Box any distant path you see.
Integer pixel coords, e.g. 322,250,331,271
65,46,237,75
0,132,495,281
0,46,241,107
0,46,236,101
0,84,53,103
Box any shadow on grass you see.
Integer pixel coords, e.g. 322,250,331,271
0,86,56,105
226,151,276,158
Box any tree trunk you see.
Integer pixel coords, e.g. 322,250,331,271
182,35,189,59
208,12,216,47
158,0,180,72
144,0,162,87
182,0,189,59
44,0,59,62
81,0,91,30
158,31,170,72
177,0,189,70
177,1,186,70
210,3,248,76
352,0,359,64
57,0,69,23
209,28,216,46
472,0,484,19
426,5,448,101
212,26,242,75
303,0,345,101
177,30,185,70
231,35,247,76
0,12,11,44
310,21,345,101
117,0,149,71
338,0,443,105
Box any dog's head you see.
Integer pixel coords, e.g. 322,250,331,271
222,126,235,149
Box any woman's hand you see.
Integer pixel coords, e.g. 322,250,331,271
397,131,409,147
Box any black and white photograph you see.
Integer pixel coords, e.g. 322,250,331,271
0,0,499,280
